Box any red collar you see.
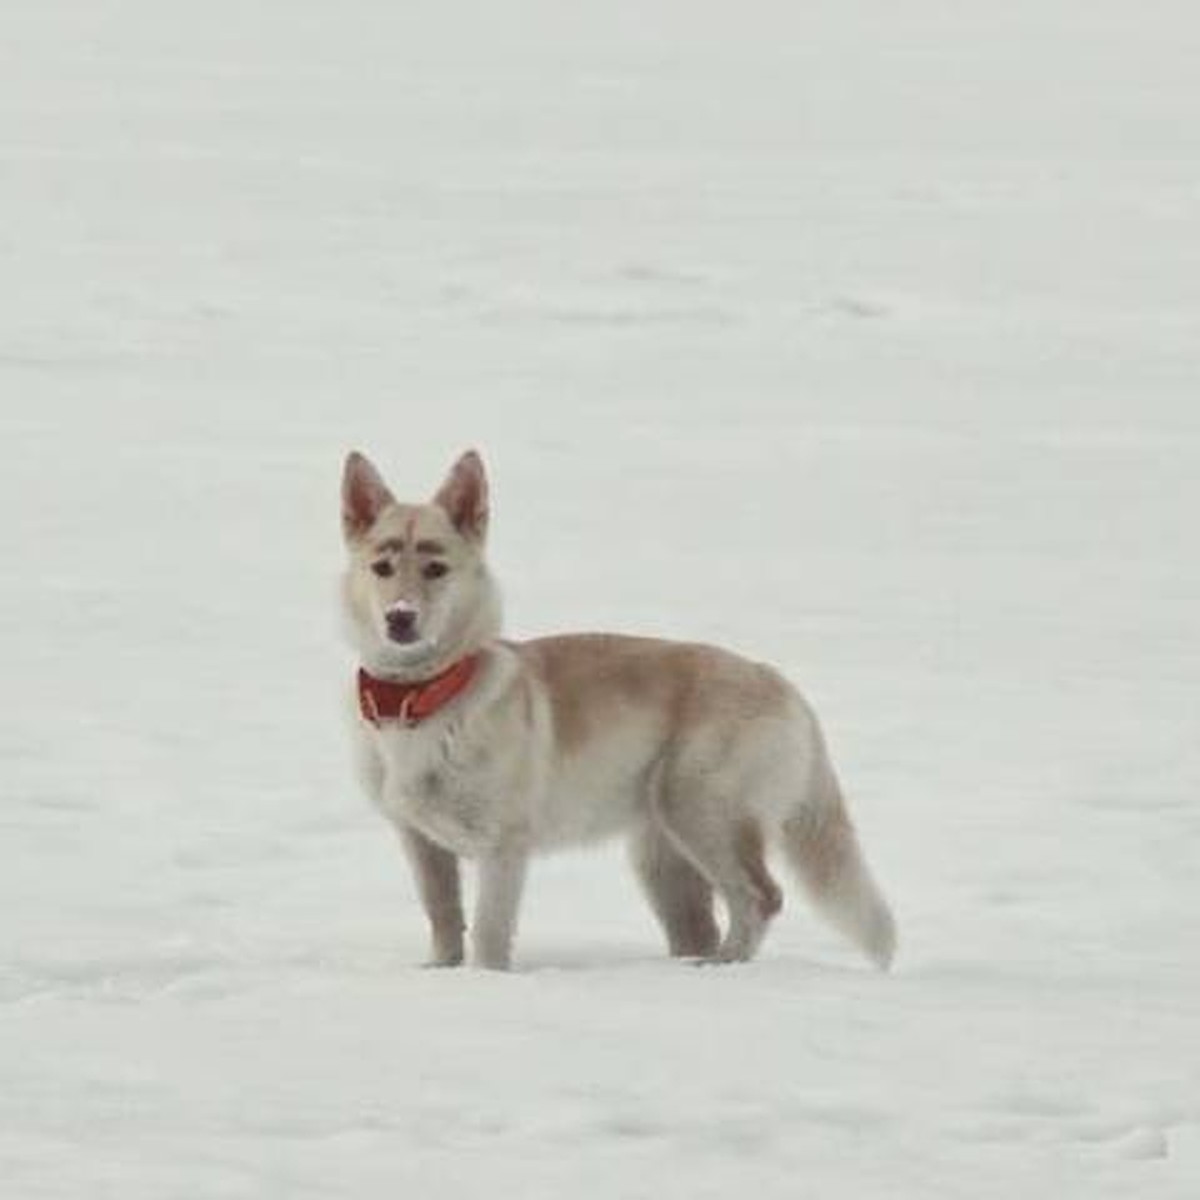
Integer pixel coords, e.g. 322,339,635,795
357,655,480,728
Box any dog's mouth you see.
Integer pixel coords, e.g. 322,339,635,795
381,625,436,662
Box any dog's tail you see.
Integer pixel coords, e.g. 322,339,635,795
781,756,897,970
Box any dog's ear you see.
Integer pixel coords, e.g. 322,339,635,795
342,451,395,542
434,449,489,541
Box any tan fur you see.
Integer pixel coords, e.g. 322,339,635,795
516,634,792,756
341,450,897,971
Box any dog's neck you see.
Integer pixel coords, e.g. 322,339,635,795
357,655,480,727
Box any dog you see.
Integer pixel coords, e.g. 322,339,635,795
341,449,896,971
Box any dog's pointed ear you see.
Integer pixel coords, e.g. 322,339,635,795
342,451,395,542
434,449,489,541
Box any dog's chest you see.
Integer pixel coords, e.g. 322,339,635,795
372,723,496,854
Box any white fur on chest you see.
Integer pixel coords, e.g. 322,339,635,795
368,718,496,854
351,650,534,856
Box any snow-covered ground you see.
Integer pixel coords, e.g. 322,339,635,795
2,2,1198,1195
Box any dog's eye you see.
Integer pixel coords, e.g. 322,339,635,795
371,560,394,578
422,561,448,581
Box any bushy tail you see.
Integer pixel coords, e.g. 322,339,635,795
782,762,897,970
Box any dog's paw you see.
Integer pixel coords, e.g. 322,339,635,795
422,943,465,969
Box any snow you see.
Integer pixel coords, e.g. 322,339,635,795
2,1,1198,1196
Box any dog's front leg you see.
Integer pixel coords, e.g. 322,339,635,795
399,823,465,967
473,844,529,971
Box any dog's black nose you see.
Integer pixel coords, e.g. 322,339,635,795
386,608,419,643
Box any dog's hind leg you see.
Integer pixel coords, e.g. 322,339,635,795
629,820,720,958
399,824,465,967
654,796,782,963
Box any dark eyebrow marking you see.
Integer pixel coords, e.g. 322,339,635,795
415,539,446,555
373,538,405,554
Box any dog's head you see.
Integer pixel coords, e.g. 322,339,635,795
340,449,501,677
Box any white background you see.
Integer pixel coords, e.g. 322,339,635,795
2,3,1197,1196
